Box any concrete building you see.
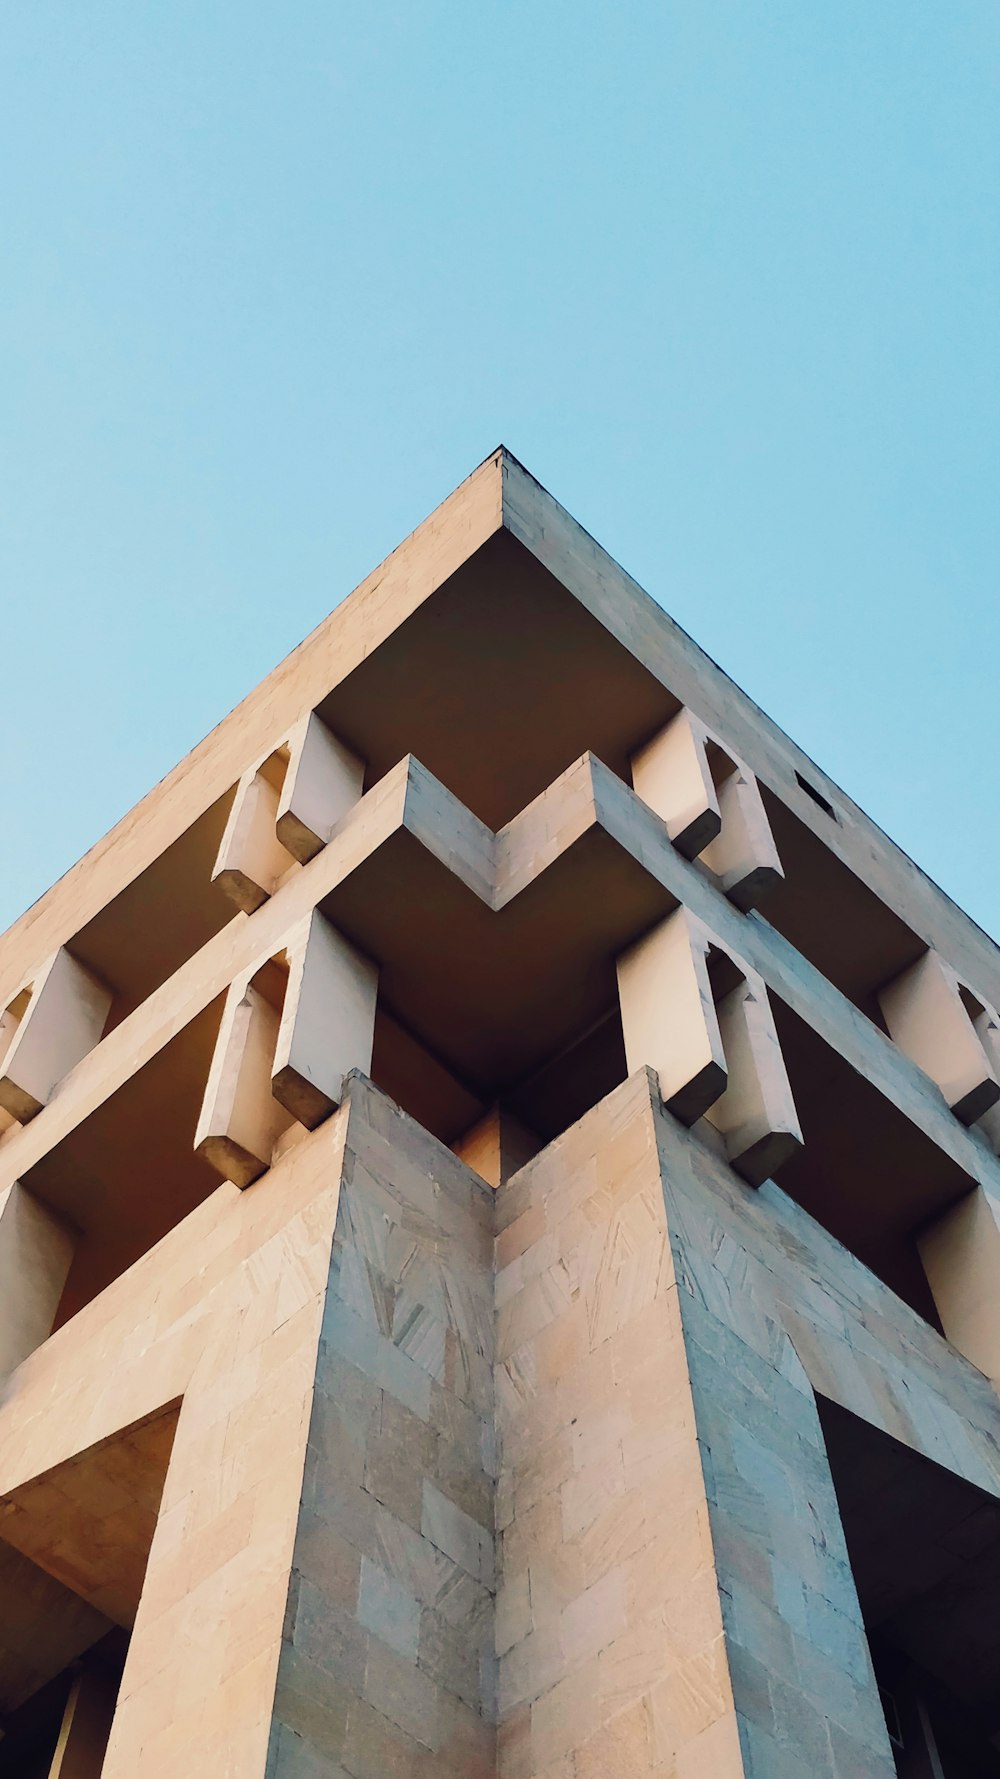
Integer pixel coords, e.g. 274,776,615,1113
0,447,998,1776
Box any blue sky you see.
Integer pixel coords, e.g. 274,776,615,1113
2,3,998,940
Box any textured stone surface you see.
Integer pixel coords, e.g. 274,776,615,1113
4,446,1000,1775
645,1065,1000,1776
267,1081,496,1778
4,1056,1000,1774
495,1068,1000,1777
494,1071,744,1777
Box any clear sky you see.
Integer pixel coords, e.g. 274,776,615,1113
2,4,998,942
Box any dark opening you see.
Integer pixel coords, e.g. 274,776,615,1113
0,1631,127,1779
795,769,838,820
820,1397,1000,1777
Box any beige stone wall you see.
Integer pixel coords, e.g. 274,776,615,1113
494,1068,1000,1777
494,1074,746,1776
0,1076,501,1776
646,1067,1000,1775
0,1101,352,1773
3,1056,1000,1773
268,1083,496,1778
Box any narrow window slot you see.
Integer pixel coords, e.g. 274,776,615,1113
794,769,838,819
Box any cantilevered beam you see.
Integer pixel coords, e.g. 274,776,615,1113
0,1183,74,1379
195,911,377,1188
213,717,364,912
0,949,112,1125
631,709,782,912
878,950,1000,1126
700,766,783,913
211,754,295,914
1,755,989,1214
275,712,364,864
617,908,727,1125
631,708,722,861
271,909,378,1127
617,906,802,1185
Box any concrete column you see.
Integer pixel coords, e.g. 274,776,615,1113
0,949,112,1125
275,712,364,864
264,1084,497,1777
492,1070,896,1777
271,909,378,1127
918,1186,1000,1383
101,1113,354,1778
878,949,1000,1126
631,710,783,911
195,912,378,1187
631,707,721,861
0,1182,74,1378
617,906,728,1125
700,766,784,912
212,755,295,913
494,1079,749,1776
102,1083,496,1778
617,908,802,1185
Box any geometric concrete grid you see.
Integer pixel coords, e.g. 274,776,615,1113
0,448,999,1773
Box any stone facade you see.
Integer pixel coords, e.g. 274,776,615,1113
0,449,999,1774
270,1087,496,1778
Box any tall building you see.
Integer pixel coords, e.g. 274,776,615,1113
0,447,999,1778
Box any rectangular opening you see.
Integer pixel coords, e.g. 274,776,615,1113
0,1630,128,1779
759,784,927,1028
21,1001,227,1330
69,791,241,1027
794,768,838,819
0,1405,177,1774
821,1398,1000,1777
769,996,975,1327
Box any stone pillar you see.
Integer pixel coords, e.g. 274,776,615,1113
919,1184,1000,1382
195,912,377,1187
493,1071,896,1778
265,1084,497,1778
878,948,1000,1126
0,948,112,1125
100,1112,353,1778
630,709,782,911
276,712,364,864
494,1074,744,1776
0,1181,74,1379
617,907,802,1185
